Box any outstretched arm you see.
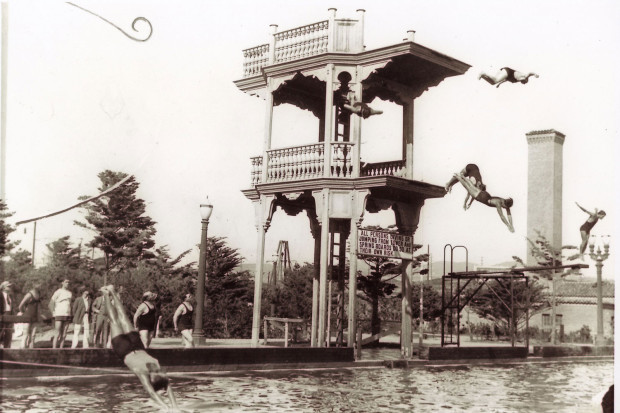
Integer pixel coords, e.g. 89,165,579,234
496,205,515,232
136,373,171,410
463,194,474,210
575,202,595,216
166,384,179,410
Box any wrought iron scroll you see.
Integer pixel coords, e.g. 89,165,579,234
67,2,153,42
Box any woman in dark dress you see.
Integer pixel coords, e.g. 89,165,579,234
133,291,158,348
18,284,41,349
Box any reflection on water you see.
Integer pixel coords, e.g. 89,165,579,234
0,360,612,412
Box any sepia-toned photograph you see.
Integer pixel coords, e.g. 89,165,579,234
0,1,616,411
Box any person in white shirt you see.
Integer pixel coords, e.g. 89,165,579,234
49,279,73,349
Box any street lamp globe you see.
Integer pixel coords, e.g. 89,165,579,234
200,197,213,221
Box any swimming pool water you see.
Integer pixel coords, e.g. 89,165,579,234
0,359,612,412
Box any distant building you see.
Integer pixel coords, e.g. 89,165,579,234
526,129,565,265
532,277,615,341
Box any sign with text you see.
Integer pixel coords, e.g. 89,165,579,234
357,228,413,259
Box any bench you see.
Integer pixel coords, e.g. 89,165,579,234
263,317,305,347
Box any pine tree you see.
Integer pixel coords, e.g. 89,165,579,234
74,171,156,280
0,199,16,258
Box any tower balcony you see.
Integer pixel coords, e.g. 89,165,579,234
242,9,365,79
249,141,406,187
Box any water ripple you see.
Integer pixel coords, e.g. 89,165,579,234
0,360,612,412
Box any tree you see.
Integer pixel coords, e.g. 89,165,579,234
467,232,578,338
467,279,548,335
45,236,83,270
75,171,156,280
263,263,314,320
0,200,17,278
515,230,580,280
357,257,399,336
115,246,196,328
202,237,251,338
411,284,442,320
3,249,37,294
512,231,580,343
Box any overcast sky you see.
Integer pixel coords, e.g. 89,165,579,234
2,0,618,280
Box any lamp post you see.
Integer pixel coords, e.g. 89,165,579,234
588,235,610,346
193,197,213,345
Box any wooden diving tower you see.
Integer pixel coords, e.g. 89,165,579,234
234,8,470,355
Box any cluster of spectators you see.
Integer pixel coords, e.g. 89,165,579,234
0,278,196,349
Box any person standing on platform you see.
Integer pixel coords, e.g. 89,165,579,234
576,202,606,258
71,288,92,348
49,279,73,349
0,281,15,348
17,284,41,349
173,293,195,348
133,292,158,348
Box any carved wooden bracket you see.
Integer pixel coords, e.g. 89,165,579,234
393,199,425,235
307,209,321,240
254,195,277,232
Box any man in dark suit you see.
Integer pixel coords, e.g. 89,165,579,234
0,280,15,348
71,288,93,348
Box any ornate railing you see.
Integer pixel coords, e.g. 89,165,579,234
249,142,359,186
242,44,269,78
241,20,329,78
273,21,329,63
330,142,354,178
361,160,407,178
266,143,324,182
250,150,407,186
250,156,263,187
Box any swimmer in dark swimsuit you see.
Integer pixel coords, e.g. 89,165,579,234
576,202,606,257
479,67,539,88
101,285,178,411
445,164,486,210
342,96,383,119
454,173,514,232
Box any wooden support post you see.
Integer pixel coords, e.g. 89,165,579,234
251,223,267,347
525,277,530,353
401,259,413,358
510,274,515,347
402,100,414,179
318,191,330,346
347,221,358,347
356,322,362,359
284,322,289,348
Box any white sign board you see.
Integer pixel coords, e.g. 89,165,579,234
357,228,413,259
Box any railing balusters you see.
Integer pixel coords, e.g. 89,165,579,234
253,141,388,185
360,160,407,178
